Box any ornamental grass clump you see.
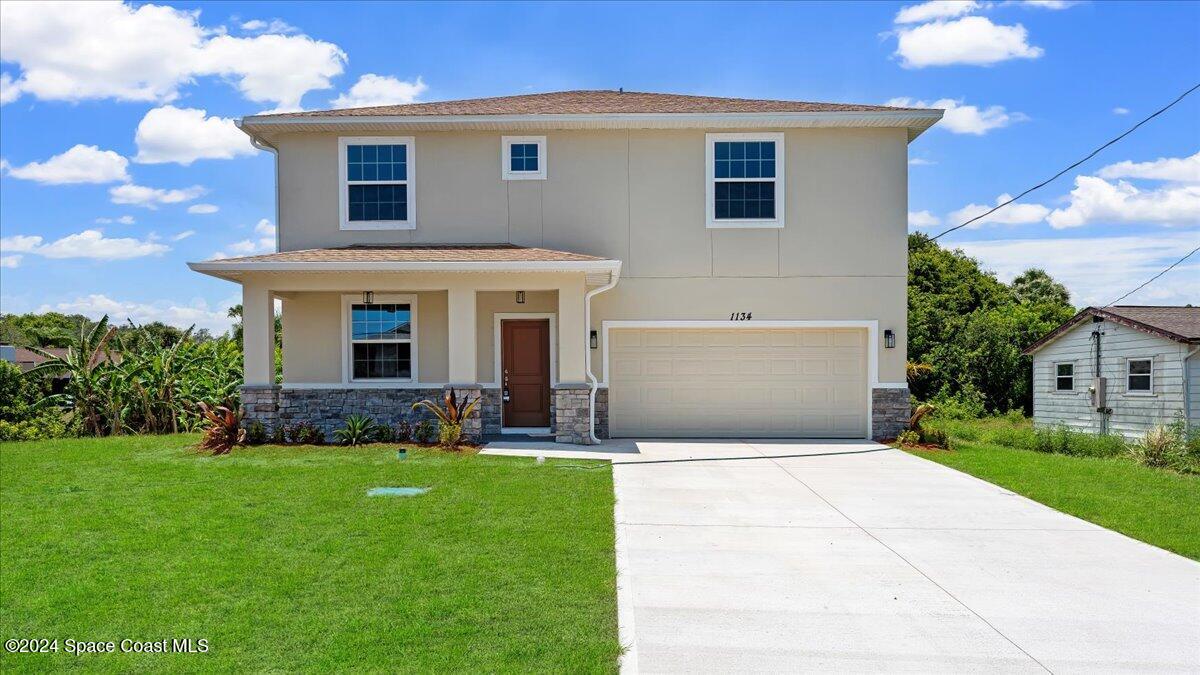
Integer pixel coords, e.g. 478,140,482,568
412,388,479,449
333,414,378,447
197,402,244,455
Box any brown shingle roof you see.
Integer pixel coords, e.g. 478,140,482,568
255,90,932,118
1024,305,1200,354
202,244,609,264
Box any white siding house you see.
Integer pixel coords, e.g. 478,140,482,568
1026,306,1200,438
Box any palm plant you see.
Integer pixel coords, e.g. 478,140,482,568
411,388,479,448
196,402,244,455
333,414,378,446
25,316,117,436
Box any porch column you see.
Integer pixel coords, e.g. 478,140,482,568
446,286,477,384
557,275,587,384
242,279,275,386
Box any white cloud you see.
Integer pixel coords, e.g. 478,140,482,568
1047,176,1200,229
187,204,220,214
1112,107,1130,115
1097,152,1200,184
95,215,136,225
908,210,942,228
3,144,129,184
895,16,1044,68
956,231,1200,306
134,106,257,165
1022,1,1075,9
887,97,1027,135
211,219,275,259
0,1,345,110
110,183,206,209
948,193,1051,228
895,1,980,24
331,74,428,109
173,230,196,241
36,294,236,333
909,157,937,166
0,255,21,268
0,72,19,105
1,229,168,260
240,18,298,34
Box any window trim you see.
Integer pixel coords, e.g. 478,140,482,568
1125,356,1154,395
705,132,785,229
338,136,415,231
1054,361,1075,392
340,293,418,384
501,135,547,180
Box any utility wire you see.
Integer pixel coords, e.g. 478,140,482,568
931,82,1200,241
1105,244,1200,307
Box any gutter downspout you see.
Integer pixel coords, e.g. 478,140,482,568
584,267,621,445
238,121,281,252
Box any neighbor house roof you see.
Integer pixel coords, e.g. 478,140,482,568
1023,305,1200,354
239,90,943,141
188,244,621,282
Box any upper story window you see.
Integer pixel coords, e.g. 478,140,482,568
706,132,785,228
339,136,414,230
1055,362,1074,391
1127,358,1152,393
502,136,547,180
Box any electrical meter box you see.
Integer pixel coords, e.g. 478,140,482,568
1090,377,1107,409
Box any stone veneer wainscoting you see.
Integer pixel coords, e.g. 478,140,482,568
554,384,609,445
871,387,910,441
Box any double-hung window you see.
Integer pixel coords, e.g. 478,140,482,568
502,136,546,180
706,132,785,228
1127,358,1152,393
345,295,416,382
339,136,414,230
1055,363,1074,391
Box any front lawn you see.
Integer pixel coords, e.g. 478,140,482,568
908,418,1200,561
0,435,619,672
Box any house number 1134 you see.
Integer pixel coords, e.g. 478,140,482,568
730,312,752,321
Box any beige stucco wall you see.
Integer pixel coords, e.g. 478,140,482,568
263,126,910,384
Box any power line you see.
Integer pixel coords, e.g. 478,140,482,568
931,82,1200,241
1105,244,1200,307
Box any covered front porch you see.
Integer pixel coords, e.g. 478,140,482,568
189,245,621,444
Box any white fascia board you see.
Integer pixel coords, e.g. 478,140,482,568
187,259,622,274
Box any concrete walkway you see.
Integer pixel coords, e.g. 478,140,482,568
486,439,1200,673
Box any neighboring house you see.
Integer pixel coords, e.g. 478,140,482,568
1024,306,1200,438
2,345,68,372
189,90,942,443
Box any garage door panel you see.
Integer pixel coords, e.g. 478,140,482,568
609,327,868,438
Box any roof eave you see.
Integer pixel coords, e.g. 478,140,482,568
1023,307,1198,355
240,110,944,143
188,258,622,282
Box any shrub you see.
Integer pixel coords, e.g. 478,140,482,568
928,386,987,420
0,414,67,442
375,424,395,443
896,430,920,446
244,420,268,445
333,414,378,447
286,422,325,446
395,420,412,442
269,425,286,445
197,402,244,455
412,388,479,449
413,420,435,444
1128,425,1186,470
919,427,949,448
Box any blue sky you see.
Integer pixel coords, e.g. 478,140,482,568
1,0,1197,333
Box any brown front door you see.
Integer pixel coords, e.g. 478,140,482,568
501,319,551,428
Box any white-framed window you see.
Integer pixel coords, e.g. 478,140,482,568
501,136,546,180
1126,357,1153,394
341,294,417,382
1055,362,1074,391
705,132,785,229
338,136,415,230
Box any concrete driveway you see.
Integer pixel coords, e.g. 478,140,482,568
609,440,1200,673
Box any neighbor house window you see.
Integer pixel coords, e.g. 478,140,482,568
345,296,416,381
339,137,414,230
706,132,785,228
1055,363,1074,391
1127,358,1152,393
501,136,546,180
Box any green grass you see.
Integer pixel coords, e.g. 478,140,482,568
908,418,1200,561
0,435,619,673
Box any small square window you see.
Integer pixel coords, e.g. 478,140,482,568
502,137,546,180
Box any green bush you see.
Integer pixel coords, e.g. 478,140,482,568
1129,421,1200,474
0,361,65,442
0,414,67,442
413,420,435,444
333,414,378,447
244,421,268,445
928,386,987,420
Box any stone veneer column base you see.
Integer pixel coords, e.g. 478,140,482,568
241,385,280,430
871,387,910,441
554,383,596,445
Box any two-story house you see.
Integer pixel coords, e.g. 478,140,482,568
189,90,941,444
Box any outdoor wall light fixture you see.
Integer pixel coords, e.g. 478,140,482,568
515,291,526,304
363,291,374,305
884,329,896,349
590,330,598,349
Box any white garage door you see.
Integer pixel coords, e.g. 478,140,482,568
608,327,868,438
